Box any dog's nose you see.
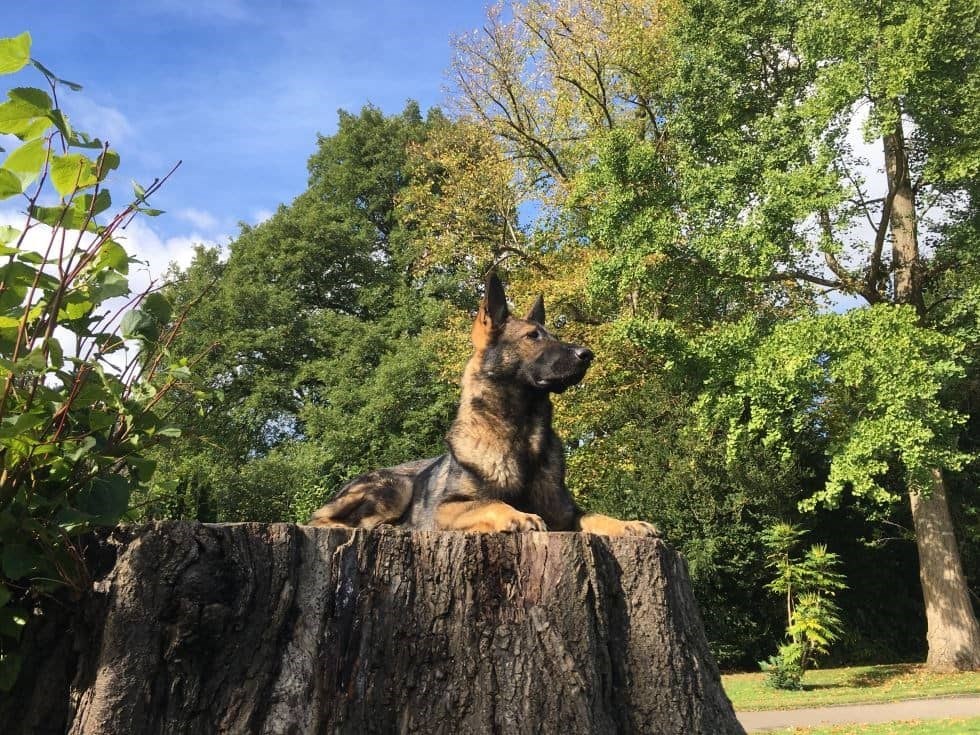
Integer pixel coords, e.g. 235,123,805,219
574,347,594,363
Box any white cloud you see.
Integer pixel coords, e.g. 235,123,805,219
0,208,225,373
67,95,135,148
115,217,226,292
252,208,274,225
175,207,221,231
0,207,223,294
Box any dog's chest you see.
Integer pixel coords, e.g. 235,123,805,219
452,415,554,495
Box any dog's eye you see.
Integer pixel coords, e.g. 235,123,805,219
525,330,541,340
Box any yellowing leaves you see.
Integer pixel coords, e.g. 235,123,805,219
399,120,524,278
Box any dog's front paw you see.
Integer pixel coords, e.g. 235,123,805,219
450,502,548,533
483,506,547,533
619,520,660,537
579,513,659,538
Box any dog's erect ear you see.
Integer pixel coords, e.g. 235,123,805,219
473,272,510,349
525,294,545,325
484,272,509,328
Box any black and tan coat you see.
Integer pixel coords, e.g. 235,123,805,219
308,275,657,537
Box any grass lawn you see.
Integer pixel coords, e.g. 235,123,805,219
723,663,980,711
774,716,980,734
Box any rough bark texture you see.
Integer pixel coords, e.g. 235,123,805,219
911,471,980,671
2,522,742,735
884,121,923,316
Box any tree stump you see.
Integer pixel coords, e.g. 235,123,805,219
3,522,744,734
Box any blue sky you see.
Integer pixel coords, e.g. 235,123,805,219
4,0,489,278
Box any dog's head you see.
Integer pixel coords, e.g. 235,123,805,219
471,273,593,393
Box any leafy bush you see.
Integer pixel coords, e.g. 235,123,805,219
760,642,805,690
0,32,191,690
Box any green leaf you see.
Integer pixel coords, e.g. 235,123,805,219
76,475,131,522
29,58,57,84
50,153,98,196
95,238,127,273
0,261,33,309
97,149,120,179
129,455,157,481
0,98,48,138
86,409,116,432
16,251,44,265
0,32,31,75
8,87,52,112
31,59,82,91
29,203,97,231
0,584,9,608
0,168,21,199
53,506,96,533
1,543,35,580
0,225,19,245
141,292,172,323
2,137,47,190
120,308,156,341
45,336,63,369
75,189,112,219
47,108,72,141
61,294,93,320
67,131,103,150
91,270,129,302
0,259,37,288
66,435,96,462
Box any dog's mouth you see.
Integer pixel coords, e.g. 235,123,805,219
532,370,588,392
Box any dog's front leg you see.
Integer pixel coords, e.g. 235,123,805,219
436,500,547,533
578,513,660,538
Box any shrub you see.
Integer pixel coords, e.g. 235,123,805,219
0,32,193,690
760,523,846,689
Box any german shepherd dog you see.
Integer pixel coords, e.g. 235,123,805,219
308,274,658,537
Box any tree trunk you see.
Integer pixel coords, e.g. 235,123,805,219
883,112,980,672
884,116,923,317
910,471,980,671
2,522,743,735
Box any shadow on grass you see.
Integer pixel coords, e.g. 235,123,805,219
791,664,918,692
800,683,844,692
845,664,918,688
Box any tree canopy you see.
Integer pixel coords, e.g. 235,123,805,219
145,0,980,671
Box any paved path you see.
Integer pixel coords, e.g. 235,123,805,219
737,695,980,732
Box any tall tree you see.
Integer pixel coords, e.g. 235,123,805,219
452,0,980,670
147,103,459,523
668,0,980,672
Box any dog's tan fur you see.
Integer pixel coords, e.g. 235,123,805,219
308,275,657,537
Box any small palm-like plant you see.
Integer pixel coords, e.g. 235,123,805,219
760,524,846,689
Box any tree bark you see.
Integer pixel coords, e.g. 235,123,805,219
884,112,980,671
2,522,743,735
910,471,980,671
884,121,924,316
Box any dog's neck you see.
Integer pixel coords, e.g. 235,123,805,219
446,355,555,496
